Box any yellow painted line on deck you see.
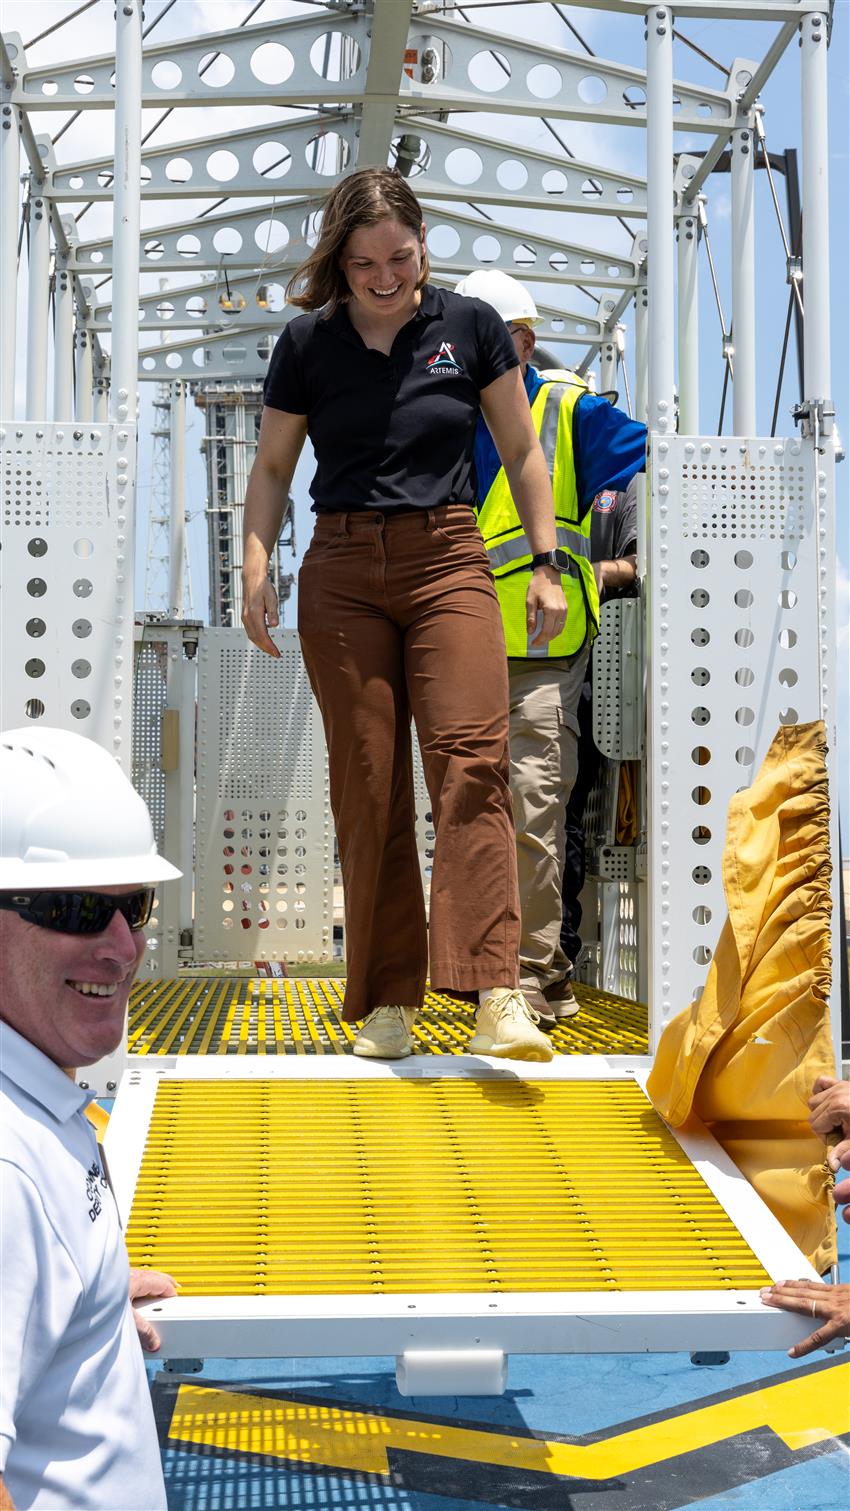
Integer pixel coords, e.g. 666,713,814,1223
169,1364,848,1478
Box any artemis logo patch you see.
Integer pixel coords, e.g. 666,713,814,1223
426,341,463,377
593,489,618,512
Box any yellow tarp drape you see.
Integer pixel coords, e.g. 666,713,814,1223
647,720,836,1274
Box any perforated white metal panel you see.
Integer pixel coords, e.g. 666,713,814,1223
0,422,135,765
194,628,332,963
132,630,169,978
593,598,642,760
412,737,434,900
600,880,642,1003
647,434,837,1044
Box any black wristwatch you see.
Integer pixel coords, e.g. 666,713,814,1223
530,549,566,571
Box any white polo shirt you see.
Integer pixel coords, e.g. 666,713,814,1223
0,1021,167,1510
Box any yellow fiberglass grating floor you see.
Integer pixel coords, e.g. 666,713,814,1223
127,978,648,1057
126,1078,769,1295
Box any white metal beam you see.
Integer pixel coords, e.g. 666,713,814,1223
356,0,413,168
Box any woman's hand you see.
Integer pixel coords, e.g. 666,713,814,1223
760,1279,850,1358
242,575,281,658
526,564,567,648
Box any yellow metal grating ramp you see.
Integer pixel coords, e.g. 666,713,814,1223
128,979,648,1057
126,1079,769,1295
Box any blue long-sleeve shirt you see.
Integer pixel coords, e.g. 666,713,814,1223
473,363,647,515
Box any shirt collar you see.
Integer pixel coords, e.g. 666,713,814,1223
0,1020,93,1124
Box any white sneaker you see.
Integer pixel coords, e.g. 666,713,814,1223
352,1005,417,1059
469,989,554,1062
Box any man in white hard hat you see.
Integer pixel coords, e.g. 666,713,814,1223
455,269,646,1024
0,728,181,1511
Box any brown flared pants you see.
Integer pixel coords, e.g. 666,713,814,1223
298,504,520,1022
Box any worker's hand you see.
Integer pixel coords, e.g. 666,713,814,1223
130,1267,180,1353
241,575,280,658
809,1076,850,1151
526,567,567,648
760,1279,850,1357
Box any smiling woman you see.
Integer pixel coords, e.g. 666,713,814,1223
240,166,568,1063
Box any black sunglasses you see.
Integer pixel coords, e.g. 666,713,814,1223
0,888,155,936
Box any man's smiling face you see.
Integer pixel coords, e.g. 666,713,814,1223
0,886,147,1067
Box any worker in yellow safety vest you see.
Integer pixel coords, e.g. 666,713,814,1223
456,269,646,1025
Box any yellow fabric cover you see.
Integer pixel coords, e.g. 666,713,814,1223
646,720,836,1273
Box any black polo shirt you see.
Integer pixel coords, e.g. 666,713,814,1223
263,284,519,513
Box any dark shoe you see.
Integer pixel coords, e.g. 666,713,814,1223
543,979,579,1020
518,985,557,1030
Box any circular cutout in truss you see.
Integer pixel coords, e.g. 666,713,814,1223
779,707,798,725
617,185,635,203
690,549,709,569
735,706,755,726
207,149,240,183
735,666,754,686
186,296,207,319
28,540,47,560
70,700,90,721
198,50,235,88
691,786,711,806
151,59,182,90
302,209,324,249
691,745,710,765
778,667,798,687
577,73,607,104
26,577,47,597
254,218,289,255
176,234,201,260
68,175,85,191
71,660,91,679
528,64,563,100
778,589,797,609
734,548,753,569
542,169,568,197
164,352,183,370
156,300,175,320
72,620,91,639
693,906,712,925
496,158,527,191
253,141,292,179
25,658,45,678
735,746,755,766
734,588,753,608
97,169,114,189
141,356,157,372
25,699,45,720
691,669,710,688
75,537,94,560
693,945,712,965
691,588,710,607
549,251,570,273
309,32,362,81
472,234,501,264
780,549,797,570
212,226,242,255
144,238,164,262
426,223,460,258
512,243,537,268
445,147,483,186
623,85,646,111
250,41,295,84
690,627,709,646
734,627,754,647
306,131,351,177
692,865,711,885
389,134,431,177
468,49,511,92
778,628,797,649
40,80,59,97
581,177,604,200
691,705,710,724
580,258,597,275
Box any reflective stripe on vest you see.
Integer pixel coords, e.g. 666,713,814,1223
477,379,599,659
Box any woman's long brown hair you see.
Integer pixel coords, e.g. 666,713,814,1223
286,168,430,313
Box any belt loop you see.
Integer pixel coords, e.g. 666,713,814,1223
426,508,436,532
337,512,351,537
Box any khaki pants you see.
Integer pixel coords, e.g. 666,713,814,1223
298,506,520,1023
508,653,589,993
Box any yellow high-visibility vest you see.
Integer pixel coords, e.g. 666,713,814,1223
477,376,599,658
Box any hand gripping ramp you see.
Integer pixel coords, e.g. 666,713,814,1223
106,1057,823,1392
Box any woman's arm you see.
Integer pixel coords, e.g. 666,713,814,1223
479,367,566,649
242,407,308,658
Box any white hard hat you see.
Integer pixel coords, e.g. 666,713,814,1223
0,727,181,889
454,269,541,326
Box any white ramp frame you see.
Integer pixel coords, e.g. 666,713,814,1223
105,1056,827,1372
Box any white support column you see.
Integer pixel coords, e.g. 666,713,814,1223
800,11,831,406
634,273,648,426
75,331,93,423
109,0,142,424
730,123,756,434
645,4,675,436
52,258,74,421
26,185,50,420
0,95,20,417
676,205,700,434
168,382,186,618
